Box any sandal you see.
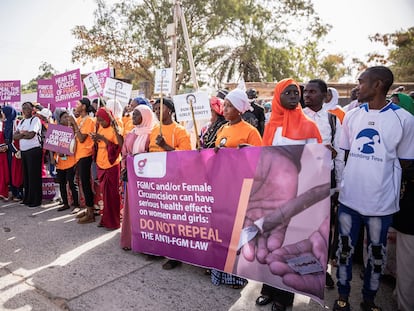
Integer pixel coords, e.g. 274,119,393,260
122,247,131,251
255,295,272,306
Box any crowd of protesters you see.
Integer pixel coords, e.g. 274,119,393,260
1,66,414,311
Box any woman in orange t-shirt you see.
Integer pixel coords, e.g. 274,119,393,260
68,97,96,223
215,88,262,149
212,88,261,289
51,110,79,212
91,107,123,230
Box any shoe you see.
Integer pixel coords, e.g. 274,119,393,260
27,204,41,209
333,298,350,311
326,271,335,289
72,207,82,214
360,300,382,311
255,295,272,306
78,207,95,224
162,260,181,270
75,210,86,218
271,301,287,311
57,204,70,212
97,222,104,228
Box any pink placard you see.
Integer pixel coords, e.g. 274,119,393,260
37,79,54,106
52,69,83,108
0,80,21,102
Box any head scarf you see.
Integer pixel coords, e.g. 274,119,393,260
210,96,224,116
1,106,17,142
106,99,123,119
394,92,414,115
262,78,322,146
155,98,175,112
131,105,157,154
323,87,345,123
323,87,339,110
225,88,253,114
134,97,151,107
96,107,112,125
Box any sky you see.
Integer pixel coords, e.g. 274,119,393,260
1,0,413,85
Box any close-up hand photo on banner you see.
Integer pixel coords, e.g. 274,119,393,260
127,144,331,305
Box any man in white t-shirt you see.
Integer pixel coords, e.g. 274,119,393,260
332,66,414,311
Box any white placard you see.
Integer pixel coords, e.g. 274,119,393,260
102,78,133,108
83,72,102,97
173,91,211,122
154,68,173,95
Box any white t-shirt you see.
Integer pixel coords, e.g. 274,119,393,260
339,103,414,216
271,127,318,146
16,116,42,151
303,107,345,185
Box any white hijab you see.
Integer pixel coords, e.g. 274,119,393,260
225,89,253,114
323,87,339,111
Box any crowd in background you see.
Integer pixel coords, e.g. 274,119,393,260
0,66,413,311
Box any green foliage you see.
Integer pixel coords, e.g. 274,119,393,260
71,0,333,93
22,62,57,94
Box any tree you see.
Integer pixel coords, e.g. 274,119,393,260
369,27,414,82
22,62,58,93
71,0,331,93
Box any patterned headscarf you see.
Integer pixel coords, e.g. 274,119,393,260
210,96,224,116
262,78,322,145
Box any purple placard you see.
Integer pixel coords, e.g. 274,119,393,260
37,79,54,106
42,177,56,200
127,144,331,305
43,124,75,155
0,80,21,102
52,69,83,108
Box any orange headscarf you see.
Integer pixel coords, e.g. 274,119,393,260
262,78,322,146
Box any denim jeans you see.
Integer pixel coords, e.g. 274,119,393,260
336,203,393,302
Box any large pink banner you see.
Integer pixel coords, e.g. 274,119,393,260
37,79,54,106
52,69,83,108
0,80,21,102
127,144,331,305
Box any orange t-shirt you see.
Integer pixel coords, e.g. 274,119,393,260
55,153,77,170
75,116,96,160
215,120,262,148
96,125,121,169
149,123,191,152
124,119,134,137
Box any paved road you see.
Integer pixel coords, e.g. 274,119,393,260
0,199,398,311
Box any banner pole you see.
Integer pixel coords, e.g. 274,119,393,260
159,74,164,135
188,98,199,149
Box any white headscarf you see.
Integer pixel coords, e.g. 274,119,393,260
323,87,339,111
225,88,253,114
106,99,123,119
132,105,157,154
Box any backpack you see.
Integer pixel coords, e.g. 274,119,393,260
20,116,45,147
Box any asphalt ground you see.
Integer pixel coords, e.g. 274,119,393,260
0,199,398,311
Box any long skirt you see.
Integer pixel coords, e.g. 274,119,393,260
97,164,120,230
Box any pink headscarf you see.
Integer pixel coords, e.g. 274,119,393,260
131,105,157,154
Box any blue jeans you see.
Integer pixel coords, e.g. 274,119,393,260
336,203,393,302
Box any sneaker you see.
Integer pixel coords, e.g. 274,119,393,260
326,271,335,289
333,298,350,311
360,300,382,311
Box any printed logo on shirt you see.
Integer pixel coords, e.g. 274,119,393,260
355,128,380,154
